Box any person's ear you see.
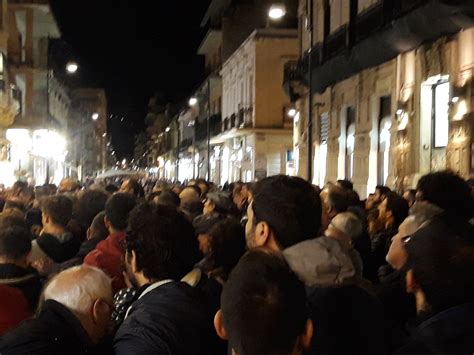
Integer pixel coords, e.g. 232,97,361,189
254,221,271,248
130,250,139,274
298,319,314,351
214,310,228,340
86,227,92,241
104,216,111,230
406,269,419,293
92,299,109,324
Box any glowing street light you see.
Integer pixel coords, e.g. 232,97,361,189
268,4,286,20
165,127,171,132
91,113,99,121
288,109,297,117
66,62,78,74
189,97,198,106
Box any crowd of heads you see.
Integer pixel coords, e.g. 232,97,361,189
0,170,472,354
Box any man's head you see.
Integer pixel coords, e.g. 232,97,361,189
416,170,473,220
119,179,144,199
204,192,235,216
215,249,313,355
87,211,109,241
0,226,32,267
195,179,209,198
58,178,81,194
154,189,180,209
404,218,474,315
245,175,321,251
325,212,362,249
74,190,108,230
43,265,113,344
336,179,353,191
104,193,136,233
386,202,443,270
179,186,201,205
374,185,391,205
377,192,409,229
403,189,416,208
125,204,200,287
320,185,349,229
41,195,73,229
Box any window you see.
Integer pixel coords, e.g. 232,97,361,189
378,96,391,185
358,0,379,14
345,107,355,179
330,0,350,33
433,81,449,148
318,113,329,186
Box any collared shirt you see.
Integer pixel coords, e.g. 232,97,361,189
124,279,173,320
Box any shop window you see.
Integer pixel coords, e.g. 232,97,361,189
378,96,391,185
433,81,449,148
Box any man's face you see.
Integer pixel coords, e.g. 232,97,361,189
374,190,383,204
245,203,258,248
378,198,389,224
386,217,418,270
197,233,211,255
203,199,214,215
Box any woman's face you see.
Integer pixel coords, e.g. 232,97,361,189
197,233,211,255
203,199,215,216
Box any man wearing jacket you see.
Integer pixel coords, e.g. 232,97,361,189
84,193,136,294
114,203,219,354
245,175,386,355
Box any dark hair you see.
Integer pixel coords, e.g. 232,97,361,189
405,217,474,314
184,185,202,198
325,185,349,213
105,193,136,231
0,210,27,229
375,185,391,198
105,184,119,194
0,226,32,260
208,218,246,277
416,171,473,220
126,203,200,281
12,181,28,196
89,211,109,240
221,249,307,355
3,200,25,212
252,175,321,248
127,179,145,198
336,179,353,191
385,192,409,228
155,189,180,208
74,190,108,230
347,189,361,207
41,195,73,227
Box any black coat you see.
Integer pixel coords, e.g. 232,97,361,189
396,302,474,354
306,285,387,355
114,281,222,355
0,300,108,355
0,263,42,312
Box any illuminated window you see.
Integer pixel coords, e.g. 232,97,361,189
345,107,355,180
433,81,449,148
378,97,391,185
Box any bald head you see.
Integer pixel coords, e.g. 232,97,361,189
179,187,200,205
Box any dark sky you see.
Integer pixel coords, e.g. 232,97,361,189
50,0,211,159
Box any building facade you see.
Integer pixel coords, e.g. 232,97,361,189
286,0,474,196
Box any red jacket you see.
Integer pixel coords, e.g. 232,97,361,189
0,284,31,335
84,231,127,293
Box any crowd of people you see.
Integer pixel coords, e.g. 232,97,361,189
0,170,472,354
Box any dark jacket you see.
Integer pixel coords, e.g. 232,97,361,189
283,237,387,355
0,263,42,312
0,299,106,355
396,302,474,355
114,281,220,355
59,236,104,270
371,227,397,276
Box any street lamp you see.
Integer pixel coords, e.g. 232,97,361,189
66,62,79,74
165,126,171,133
189,97,198,106
288,108,297,117
268,4,286,20
91,113,99,121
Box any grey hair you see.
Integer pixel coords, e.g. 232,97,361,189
409,202,444,228
331,212,363,240
43,265,112,314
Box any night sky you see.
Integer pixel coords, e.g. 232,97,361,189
50,0,211,159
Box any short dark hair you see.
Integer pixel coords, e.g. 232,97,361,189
74,190,108,229
385,192,409,228
0,226,32,260
325,185,349,214
3,200,25,212
89,211,109,240
405,217,474,314
105,184,119,194
208,218,246,276
155,190,180,208
184,185,201,198
126,203,200,281
252,175,321,249
336,179,353,191
105,193,136,231
127,179,145,198
375,185,391,198
416,170,473,220
221,249,307,355
41,195,73,227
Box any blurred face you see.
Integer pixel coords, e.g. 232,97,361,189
119,180,132,195
403,191,415,208
203,199,215,216
374,190,383,204
378,198,390,225
197,233,211,255
245,203,257,248
386,217,418,270
365,194,375,210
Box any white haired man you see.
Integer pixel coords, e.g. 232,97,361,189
0,265,114,354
